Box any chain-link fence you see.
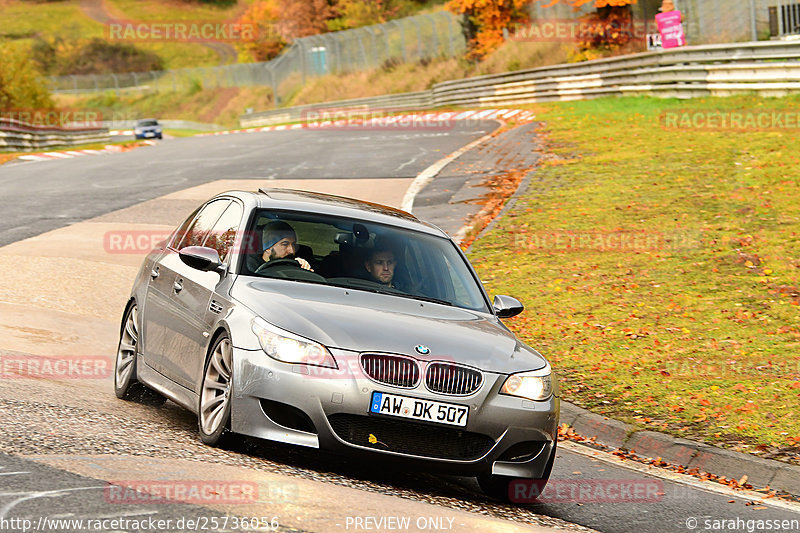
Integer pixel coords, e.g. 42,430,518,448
47,11,466,106
528,0,800,48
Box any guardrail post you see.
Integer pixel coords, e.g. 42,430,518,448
71,75,77,94
111,73,119,97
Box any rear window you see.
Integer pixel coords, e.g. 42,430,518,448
137,120,159,127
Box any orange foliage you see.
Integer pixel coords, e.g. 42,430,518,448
534,0,637,8
446,0,530,60
534,0,639,55
278,0,336,39
236,0,286,61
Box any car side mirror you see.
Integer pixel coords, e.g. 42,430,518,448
179,246,225,273
493,295,524,318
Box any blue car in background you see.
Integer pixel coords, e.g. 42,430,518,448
134,118,163,139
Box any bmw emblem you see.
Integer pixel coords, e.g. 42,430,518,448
415,345,431,355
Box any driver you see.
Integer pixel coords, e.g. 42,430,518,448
261,221,313,271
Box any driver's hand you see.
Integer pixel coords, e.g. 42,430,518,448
295,257,313,271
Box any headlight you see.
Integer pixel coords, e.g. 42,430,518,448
251,317,337,368
134,128,143,134
500,366,553,401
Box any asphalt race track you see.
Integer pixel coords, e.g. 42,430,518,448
1,124,799,533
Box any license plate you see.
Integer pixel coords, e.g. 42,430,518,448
369,392,468,427
144,132,154,137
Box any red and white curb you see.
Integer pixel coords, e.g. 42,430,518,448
109,130,134,135
199,109,535,136
17,141,157,162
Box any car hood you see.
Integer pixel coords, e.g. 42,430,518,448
232,278,547,374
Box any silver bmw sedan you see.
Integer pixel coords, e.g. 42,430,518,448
113,188,559,501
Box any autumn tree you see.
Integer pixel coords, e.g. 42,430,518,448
327,0,407,31
446,0,531,60
236,0,286,62
0,48,53,112
277,0,336,39
534,0,641,59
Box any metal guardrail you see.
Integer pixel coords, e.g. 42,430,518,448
0,118,110,152
240,40,800,127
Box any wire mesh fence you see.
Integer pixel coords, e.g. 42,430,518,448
527,0,800,49
47,11,466,106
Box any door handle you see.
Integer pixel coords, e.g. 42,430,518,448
150,267,159,279
173,279,183,293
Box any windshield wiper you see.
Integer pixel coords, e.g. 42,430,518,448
390,292,453,307
326,281,454,306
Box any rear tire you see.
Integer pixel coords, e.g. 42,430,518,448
113,303,167,406
478,441,557,503
198,334,234,447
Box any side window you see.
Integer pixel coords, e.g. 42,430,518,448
204,201,243,263
175,200,230,250
169,206,201,249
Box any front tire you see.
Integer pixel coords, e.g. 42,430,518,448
114,303,167,406
198,334,234,446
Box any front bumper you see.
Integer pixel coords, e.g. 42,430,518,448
230,346,559,478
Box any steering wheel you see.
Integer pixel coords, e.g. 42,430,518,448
255,258,304,274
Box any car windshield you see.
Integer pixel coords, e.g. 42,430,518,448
137,120,158,127
238,210,489,312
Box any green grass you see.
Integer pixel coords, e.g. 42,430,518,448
56,85,274,128
469,94,800,461
108,0,251,22
0,1,104,40
0,0,233,70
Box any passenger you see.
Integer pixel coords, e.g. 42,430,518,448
261,221,312,271
364,246,398,288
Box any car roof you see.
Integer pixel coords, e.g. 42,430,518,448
219,189,448,238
